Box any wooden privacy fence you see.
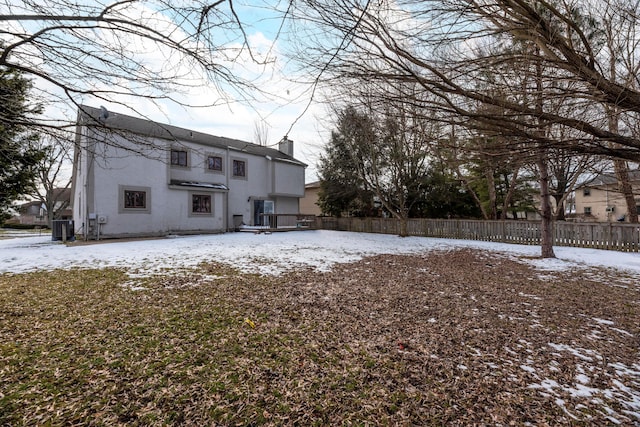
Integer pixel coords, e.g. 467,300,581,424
313,217,640,252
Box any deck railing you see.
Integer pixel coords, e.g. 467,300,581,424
313,217,640,252
259,214,317,230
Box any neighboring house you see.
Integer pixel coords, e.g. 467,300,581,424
7,188,72,226
7,201,47,226
72,106,306,239
300,180,322,216
574,170,640,222
46,188,73,222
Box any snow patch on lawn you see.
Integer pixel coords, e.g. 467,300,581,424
2,230,640,278
528,343,640,424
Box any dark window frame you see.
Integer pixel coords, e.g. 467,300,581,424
189,193,213,217
124,190,146,209
118,185,151,214
232,159,247,178
207,155,223,172
171,149,188,167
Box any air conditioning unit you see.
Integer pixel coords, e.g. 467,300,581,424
606,206,615,213
51,220,75,242
97,215,108,224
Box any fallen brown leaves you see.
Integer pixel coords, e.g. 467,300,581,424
0,249,638,426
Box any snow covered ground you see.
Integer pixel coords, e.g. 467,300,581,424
1,229,640,277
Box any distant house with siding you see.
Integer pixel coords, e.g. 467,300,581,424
574,171,640,222
6,188,72,227
71,106,307,239
300,181,322,216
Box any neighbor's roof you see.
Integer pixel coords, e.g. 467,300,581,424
580,169,640,188
77,105,307,167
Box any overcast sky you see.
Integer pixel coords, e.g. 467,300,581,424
29,2,326,182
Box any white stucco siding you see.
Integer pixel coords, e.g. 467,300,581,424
227,153,265,206
84,134,226,237
272,162,305,197
274,197,300,214
163,189,225,232
91,136,167,237
167,143,233,189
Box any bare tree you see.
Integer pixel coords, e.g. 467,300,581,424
324,88,439,236
599,0,640,222
30,133,73,226
0,1,285,133
288,0,640,256
547,149,598,221
253,119,271,146
290,0,640,157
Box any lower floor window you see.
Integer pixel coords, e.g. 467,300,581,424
192,194,212,214
119,185,151,213
124,190,146,209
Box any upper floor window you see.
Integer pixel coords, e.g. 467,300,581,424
233,159,246,178
207,155,223,171
171,149,188,167
583,188,591,196
584,207,592,215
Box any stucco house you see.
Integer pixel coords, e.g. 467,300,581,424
71,106,306,239
574,170,640,222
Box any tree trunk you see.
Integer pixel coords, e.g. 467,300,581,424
553,194,566,221
485,167,498,220
501,167,520,220
456,171,488,219
613,160,638,223
532,46,555,258
399,216,408,237
537,153,556,258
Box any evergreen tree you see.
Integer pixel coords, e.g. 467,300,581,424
410,166,482,219
317,107,376,217
0,66,44,221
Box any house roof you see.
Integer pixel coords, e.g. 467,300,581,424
77,105,307,167
17,188,70,212
18,200,43,212
581,169,640,188
305,180,321,189
50,188,71,201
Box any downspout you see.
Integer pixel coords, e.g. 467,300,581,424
606,185,610,222
74,111,90,241
86,131,95,241
225,146,230,231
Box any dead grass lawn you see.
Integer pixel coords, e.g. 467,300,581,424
1,249,639,426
